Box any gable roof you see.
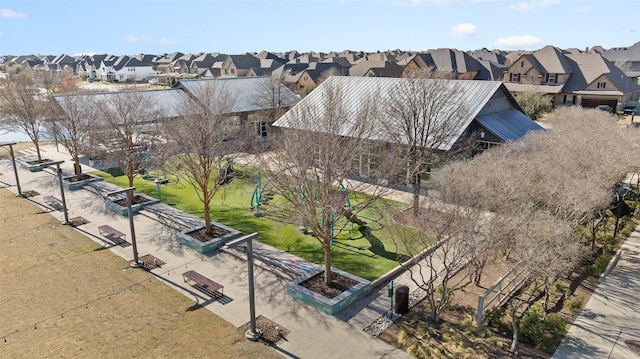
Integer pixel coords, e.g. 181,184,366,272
349,60,402,77
409,49,489,79
226,54,261,69
274,76,534,151
530,46,573,74
603,41,640,62
177,77,299,114
563,52,640,94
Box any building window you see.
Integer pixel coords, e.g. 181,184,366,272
224,69,228,75
520,61,524,67
565,95,574,105
548,74,556,83
597,82,606,88
510,73,520,82
303,76,309,81
231,68,235,74
252,121,268,138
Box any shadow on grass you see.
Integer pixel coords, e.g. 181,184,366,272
360,226,410,262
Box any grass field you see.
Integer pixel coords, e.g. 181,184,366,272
93,167,429,281
0,188,280,359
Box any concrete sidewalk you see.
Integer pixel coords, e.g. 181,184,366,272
553,222,640,359
0,144,413,359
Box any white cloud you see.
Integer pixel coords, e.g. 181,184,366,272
495,35,544,49
508,0,560,12
157,38,178,46
1,9,27,19
451,23,477,37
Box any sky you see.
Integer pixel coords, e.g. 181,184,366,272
0,0,638,56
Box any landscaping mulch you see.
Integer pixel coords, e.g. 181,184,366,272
299,272,358,299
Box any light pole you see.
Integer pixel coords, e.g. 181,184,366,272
39,160,70,225
223,232,261,341
106,187,142,268
0,142,22,197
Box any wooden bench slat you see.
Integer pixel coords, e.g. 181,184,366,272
98,225,125,239
182,270,224,298
98,225,130,247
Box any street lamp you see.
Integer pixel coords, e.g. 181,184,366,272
106,187,142,268
223,232,261,341
0,142,22,197
39,160,70,225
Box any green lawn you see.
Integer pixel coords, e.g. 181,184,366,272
93,168,430,281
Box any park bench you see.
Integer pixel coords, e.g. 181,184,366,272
97,224,129,247
182,270,224,299
43,195,63,211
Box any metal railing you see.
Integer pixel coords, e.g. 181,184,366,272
476,259,529,324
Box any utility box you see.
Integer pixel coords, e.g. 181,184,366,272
395,285,409,315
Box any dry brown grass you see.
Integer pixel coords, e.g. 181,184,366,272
0,189,280,359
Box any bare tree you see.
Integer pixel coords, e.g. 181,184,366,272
92,91,164,200
163,80,248,235
50,93,95,180
393,205,482,323
268,78,384,285
381,72,471,217
0,63,49,161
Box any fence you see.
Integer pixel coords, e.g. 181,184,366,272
476,259,529,324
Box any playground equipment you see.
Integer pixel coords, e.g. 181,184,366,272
250,169,361,242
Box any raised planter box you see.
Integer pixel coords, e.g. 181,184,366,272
287,268,371,315
176,223,242,253
19,159,52,172
62,173,103,191
105,193,159,217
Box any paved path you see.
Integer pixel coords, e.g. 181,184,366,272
0,144,413,359
553,221,640,359
7,145,639,358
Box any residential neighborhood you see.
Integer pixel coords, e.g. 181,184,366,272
2,41,639,111
1,40,640,359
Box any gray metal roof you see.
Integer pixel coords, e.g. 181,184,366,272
274,76,512,151
475,108,544,142
178,77,299,114
53,89,194,119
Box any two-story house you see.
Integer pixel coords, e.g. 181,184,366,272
99,55,157,83
504,46,640,111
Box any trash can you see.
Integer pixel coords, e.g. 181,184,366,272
395,285,409,315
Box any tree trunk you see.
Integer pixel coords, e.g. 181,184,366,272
324,239,332,285
204,198,212,235
510,308,518,354
613,216,620,241
74,160,83,181
35,141,42,161
411,172,421,218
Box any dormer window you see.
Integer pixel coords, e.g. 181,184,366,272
597,82,606,88
510,73,520,82
548,74,556,83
